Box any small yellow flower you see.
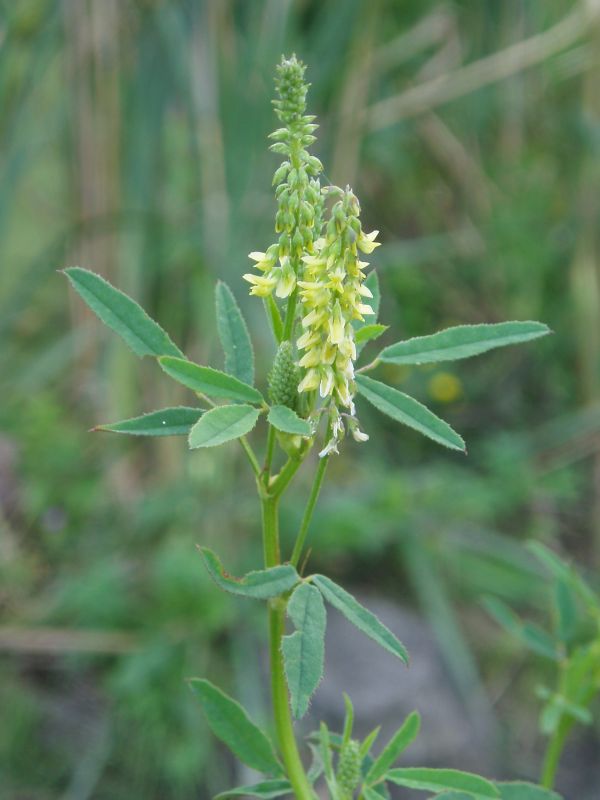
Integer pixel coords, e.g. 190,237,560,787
275,259,296,298
242,273,278,297
298,368,320,393
357,230,380,254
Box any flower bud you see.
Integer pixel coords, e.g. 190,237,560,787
268,342,300,411
337,739,361,796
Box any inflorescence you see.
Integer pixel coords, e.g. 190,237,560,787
244,54,379,455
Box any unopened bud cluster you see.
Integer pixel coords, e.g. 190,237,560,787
243,54,323,300
268,342,300,411
336,738,362,798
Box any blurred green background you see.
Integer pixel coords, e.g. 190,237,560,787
1,0,600,797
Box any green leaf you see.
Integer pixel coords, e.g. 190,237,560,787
483,597,559,661
527,541,599,613
312,574,408,664
318,722,336,786
63,267,183,358
366,711,420,785
215,780,292,800
495,782,562,800
554,579,577,644
386,768,499,798
363,787,387,800
215,281,255,386
94,407,202,437
377,321,550,366
268,405,312,436
282,583,327,719
342,693,355,747
199,547,299,599
159,357,264,404
356,375,465,452
360,726,381,760
432,794,474,800
190,678,283,775
189,405,260,448
356,324,389,346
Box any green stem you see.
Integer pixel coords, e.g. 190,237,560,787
264,426,277,476
282,288,298,341
240,435,261,478
261,496,314,800
541,719,570,789
290,453,329,568
270,455,304,499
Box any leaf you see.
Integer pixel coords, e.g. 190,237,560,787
385,768,499,798
483,597,559,661
215,281,255,386
342,693,354,747
360,726,381,760
318,722,335,785
355,324,389,346
189,405,260,448
554,579,577,644
199,547,299,599
215,780,292,800
356,375,466,452
312,574,408,664
190,678,282,775
282,583,327,719
94,407,203,437
159,357,264,404
63,267,183,358
526,541,599,613
495,782,562,800
377,321,550,366
268,405,312,436
366,711,420,785
432,794,474,800
364,787,388,800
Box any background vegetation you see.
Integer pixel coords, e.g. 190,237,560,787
1,0,599,797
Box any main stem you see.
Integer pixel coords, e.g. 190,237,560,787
540,720,569,789
261,496,314,800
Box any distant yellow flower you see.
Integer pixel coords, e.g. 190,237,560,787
428,371,463,404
